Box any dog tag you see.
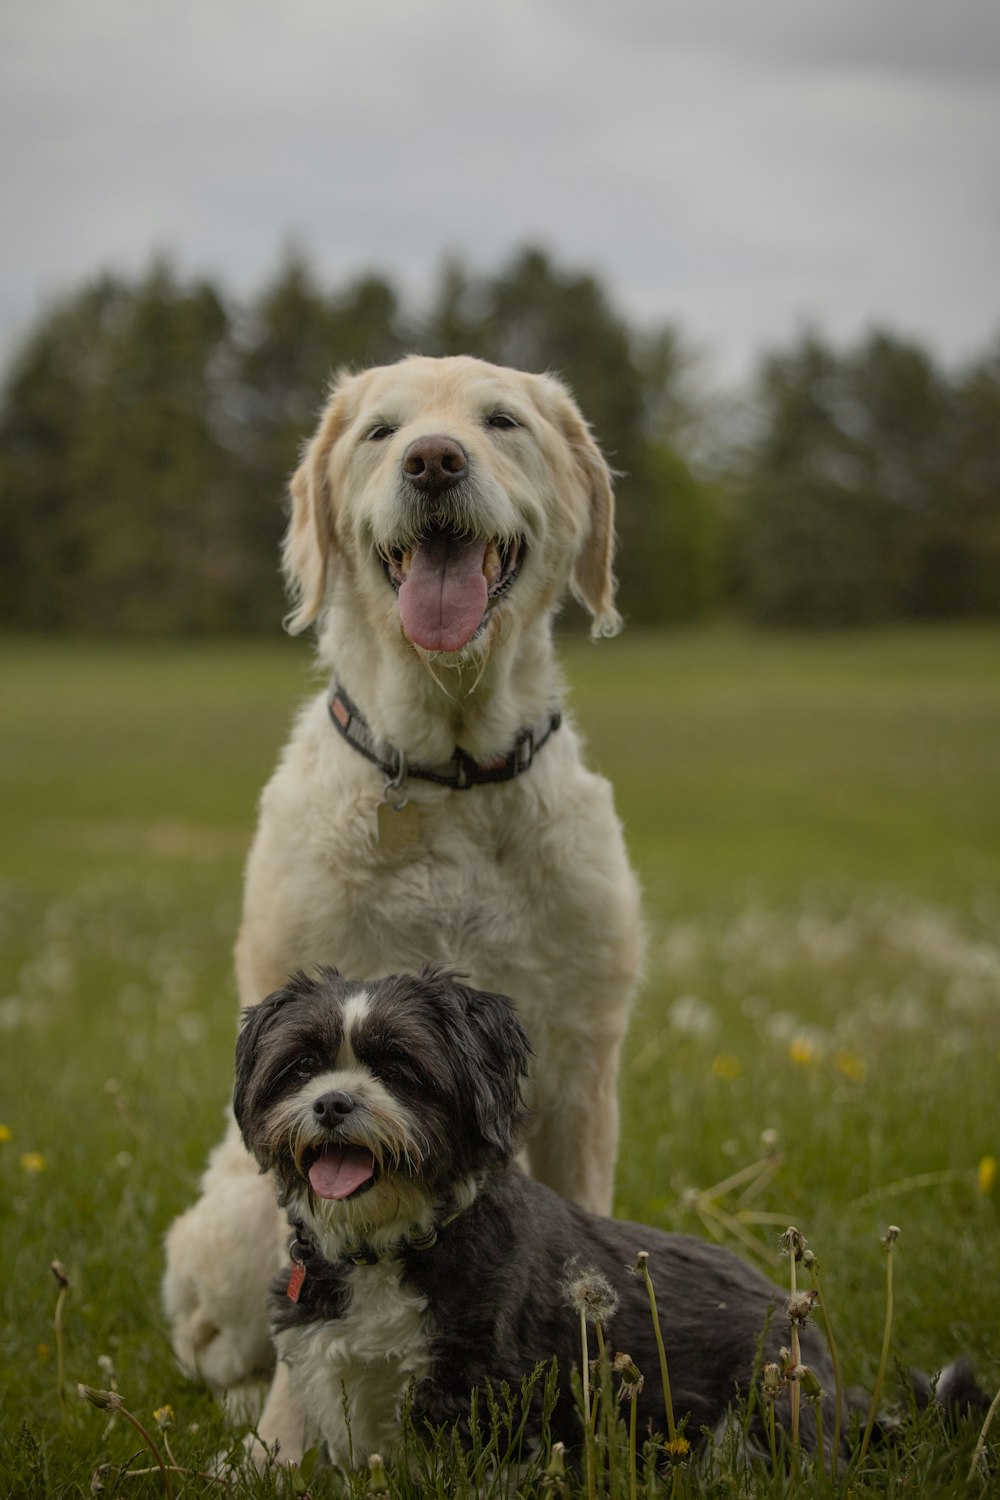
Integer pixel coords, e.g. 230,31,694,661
286,1261,306,1303
377,799,422,848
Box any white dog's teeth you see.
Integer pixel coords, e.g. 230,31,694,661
399,549,413,579
483,541,501,585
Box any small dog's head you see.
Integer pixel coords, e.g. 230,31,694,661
234,966,530,1247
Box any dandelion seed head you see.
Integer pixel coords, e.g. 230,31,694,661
779,1226,806,1261
613,1351,644,1400
78,1385,123,1412
630,1250,650,1279
786,1289,818,1325
562,1261,619,1324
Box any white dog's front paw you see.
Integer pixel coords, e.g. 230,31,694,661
241,1431,300,1475
162,1163,281,1394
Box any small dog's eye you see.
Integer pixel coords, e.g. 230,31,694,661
485,412,519,431
366,423,397,442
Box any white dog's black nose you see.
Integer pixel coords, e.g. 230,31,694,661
402,435,468,493
312,1090,357,1124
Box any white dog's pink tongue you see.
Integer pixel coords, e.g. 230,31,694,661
398,533,489,652
308,1145,376,1200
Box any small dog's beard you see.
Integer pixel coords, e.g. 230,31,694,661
256,1075,444,1255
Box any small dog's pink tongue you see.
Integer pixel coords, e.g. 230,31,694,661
308,1145,376,1201
398,533,489,652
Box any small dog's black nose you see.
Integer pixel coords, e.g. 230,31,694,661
402,435,468,493
312,1090,357,1124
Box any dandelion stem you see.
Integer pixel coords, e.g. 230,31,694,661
54,1285,68,1418
635,1252,677,1443
814,1397,825,1478
49,1262,72,1421
115,1463,231,1492
78,1388,174,1500
856,1227,899,1474
117,1408,174,1500
788,1253,801,1454
628,1393,638,1500
579,1307,597,1500
806,1255,844,1475
968,1381,1000,1487
595,1322,619,1500
767,1397,778,1473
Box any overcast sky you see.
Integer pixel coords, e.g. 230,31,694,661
3,0,999,382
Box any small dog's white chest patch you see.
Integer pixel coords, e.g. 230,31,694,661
276,1262,431,1466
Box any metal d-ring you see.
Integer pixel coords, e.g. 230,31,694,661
383,750,410,811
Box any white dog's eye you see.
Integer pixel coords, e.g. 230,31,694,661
485,411,519,431
366,423,397,442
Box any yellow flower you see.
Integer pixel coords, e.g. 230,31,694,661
153,1405,174,1429
711,1053,743,1081
978,1156,997,1195
788,1037,816,1067
19,1151,45,1175
0,1124,12,1142
665,1436,691,1459
833,1050,866,1081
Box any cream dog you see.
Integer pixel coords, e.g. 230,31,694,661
162,355,643,1431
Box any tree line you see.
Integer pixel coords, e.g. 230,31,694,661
1,246,998,634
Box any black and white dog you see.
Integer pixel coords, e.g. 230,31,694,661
233,965,846,1469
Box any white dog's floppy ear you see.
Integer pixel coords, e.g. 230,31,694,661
542,376,623,640
282,376,354,634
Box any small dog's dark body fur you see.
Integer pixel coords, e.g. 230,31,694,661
276,1164,836,1452
234,967,846,1464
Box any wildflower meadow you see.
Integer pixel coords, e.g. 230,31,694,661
1,626,998,1497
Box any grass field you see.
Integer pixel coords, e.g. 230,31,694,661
1,626,998,1497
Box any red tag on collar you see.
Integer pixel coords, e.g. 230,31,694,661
287,1261,306,1303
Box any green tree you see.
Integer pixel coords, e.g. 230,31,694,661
0,261,240,633
0,275,128,628
738,328,966,625
910,339,1000,617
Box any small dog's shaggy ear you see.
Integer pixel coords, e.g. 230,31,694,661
232,971,326,1136
282,373,355,634
455,982,532,1155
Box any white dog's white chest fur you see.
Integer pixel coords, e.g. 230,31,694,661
276,1263,431,1465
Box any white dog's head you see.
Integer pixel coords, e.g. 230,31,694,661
282,355,621,654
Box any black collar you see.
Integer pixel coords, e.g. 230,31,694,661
327,682,561,791
287,1208,462,1289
